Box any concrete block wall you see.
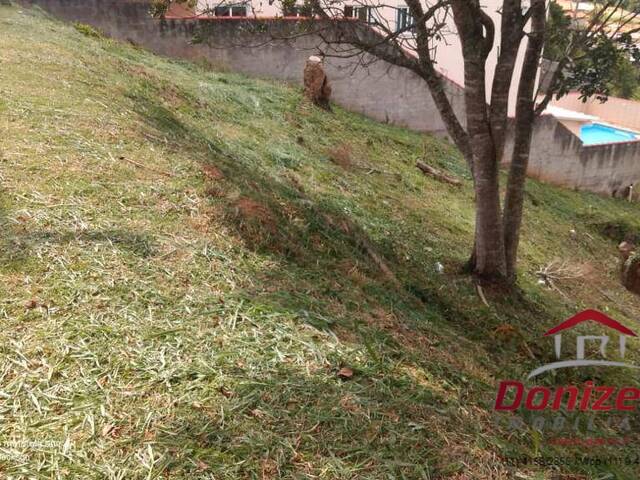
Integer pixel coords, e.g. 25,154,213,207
523,115,640,196
13,0,640,196
17,0,465,136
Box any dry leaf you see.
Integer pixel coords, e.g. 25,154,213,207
101,423,122,438
337,367,354,379
219,386,233,398
201,164,224,181
101,423,115,437
24,299,38,309
250,408,266,418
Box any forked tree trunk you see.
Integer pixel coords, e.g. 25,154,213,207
452,2,507,282
467,0,546,285
339,0,545,286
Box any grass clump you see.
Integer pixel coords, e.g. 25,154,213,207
1,4,640,479
73,22,104,39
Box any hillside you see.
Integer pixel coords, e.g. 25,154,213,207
2,5,640,479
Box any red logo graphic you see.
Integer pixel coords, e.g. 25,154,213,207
494,310,640,413
544,309,636,337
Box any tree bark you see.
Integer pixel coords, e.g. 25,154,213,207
489,1,526,162
416,65,474,172
503,0,546,280
452,1,507,281
471,137,507,281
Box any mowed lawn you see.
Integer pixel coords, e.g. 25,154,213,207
2,5,640,479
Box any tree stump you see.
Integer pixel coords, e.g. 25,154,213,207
619,242,640,295
303,56,331,110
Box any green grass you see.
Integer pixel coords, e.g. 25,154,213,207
2,5,640,479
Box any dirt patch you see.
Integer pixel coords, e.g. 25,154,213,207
260,458,278,480
235,198,277,234
201,164,224,181
125,65,156,81
237,198,271,220
326,144,353,169
205,185,226,198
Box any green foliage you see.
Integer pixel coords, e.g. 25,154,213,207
610,53,640,98
280,0,314,16
560,34,621,101
149,0,196,18
280,0,296,16
545,1,640,100
544,0,572,62
299,0,316,17
73,22,104,38
620,0,640,11
149,0,170,17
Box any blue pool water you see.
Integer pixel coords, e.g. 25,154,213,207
580,123,638,145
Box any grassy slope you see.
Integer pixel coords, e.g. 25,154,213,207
2,6,640,479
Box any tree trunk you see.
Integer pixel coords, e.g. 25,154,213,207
473,141,507,281
503,0,546,281
489,0,525,162
418,66,475,173
451,1,507,282
406,0,475,173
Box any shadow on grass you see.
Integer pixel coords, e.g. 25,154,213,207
120,85,631,478
0,228,156,271
126,82,555,358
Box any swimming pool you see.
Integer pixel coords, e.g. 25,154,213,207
580,123,639,146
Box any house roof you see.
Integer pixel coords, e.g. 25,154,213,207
166,2,195,18
543,309,637,337
543,105,599,123
556,0,640,40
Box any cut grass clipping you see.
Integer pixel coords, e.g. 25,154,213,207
1,4,640,479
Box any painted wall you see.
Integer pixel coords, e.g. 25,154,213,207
552,92,640,132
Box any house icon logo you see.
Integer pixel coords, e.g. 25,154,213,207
527,309,640,379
